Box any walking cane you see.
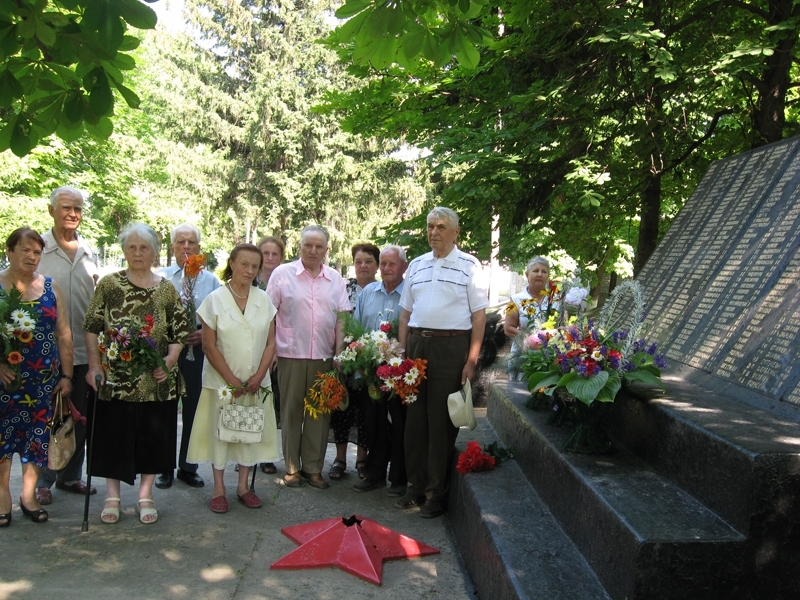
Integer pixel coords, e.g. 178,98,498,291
250,462,257,492
81,375,102,533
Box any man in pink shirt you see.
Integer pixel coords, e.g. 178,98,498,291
266,225,351,489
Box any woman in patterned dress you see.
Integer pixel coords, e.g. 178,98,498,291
84,223,190,525
330,243,380,481
1,227,74,526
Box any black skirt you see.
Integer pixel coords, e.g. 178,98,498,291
89,399,178,485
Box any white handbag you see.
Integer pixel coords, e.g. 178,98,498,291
216,401,264,444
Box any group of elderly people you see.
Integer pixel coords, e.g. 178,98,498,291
2,195,554,526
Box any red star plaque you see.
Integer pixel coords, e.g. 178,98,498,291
270,514,440,585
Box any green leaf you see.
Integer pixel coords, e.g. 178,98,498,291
565,371,609,405
118,35,141,52
335,0,371,19
10,116,34,157
336,10,370,41
0,21,21,59
400,27,427,61
596,371,621,403
526,371,561,393
63,90,84,123
117,0,158,30
0,68,24,107
56,119,84,142
453,29,480,69
111,79,140,108
111,52,136,70
88,68,113,116
34,16,56,46
85,115,113,138
0,117,14,152
622,369,664,390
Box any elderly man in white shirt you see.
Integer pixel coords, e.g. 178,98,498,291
36,186,100,504
155,223,220,489
396,207,488,519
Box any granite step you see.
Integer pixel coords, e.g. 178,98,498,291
487,379,747,600
448,411,611,600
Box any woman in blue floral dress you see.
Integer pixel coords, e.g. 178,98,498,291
0,227,74,526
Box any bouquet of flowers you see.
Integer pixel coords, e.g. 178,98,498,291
456,441,496,474
334,312,404,400
181,253,206,362
98,314,171,398
0,285,36,391
519,281,666,407
376,357,427,405
505,280,560,330
304,370,348,419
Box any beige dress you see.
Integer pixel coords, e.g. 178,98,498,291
187,286,279,469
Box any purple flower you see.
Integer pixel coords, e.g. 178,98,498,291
647,343,657,355
655,355,668,369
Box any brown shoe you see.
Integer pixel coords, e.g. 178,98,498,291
283,473,304,488
55,480,97,495
36,487,52,506
305,473,330,489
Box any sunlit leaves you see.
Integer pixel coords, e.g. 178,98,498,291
330,0,490,70
1,0,157,156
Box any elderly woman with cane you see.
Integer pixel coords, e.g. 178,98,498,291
84,223,190,524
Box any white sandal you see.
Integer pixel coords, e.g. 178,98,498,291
136,498,158,524
100,497,121,524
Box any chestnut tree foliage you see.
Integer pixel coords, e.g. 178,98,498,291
324,0,800,278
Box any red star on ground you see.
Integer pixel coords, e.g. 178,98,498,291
270,514,440,585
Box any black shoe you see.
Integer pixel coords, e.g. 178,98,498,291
176,469,205,488
394,492,425,509
419,498,445,519
155,472,173,489
387,483,407,498
352,477,386,493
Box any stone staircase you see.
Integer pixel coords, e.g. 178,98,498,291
447,373,800,600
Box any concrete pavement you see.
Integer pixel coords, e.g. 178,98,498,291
0,426,476,600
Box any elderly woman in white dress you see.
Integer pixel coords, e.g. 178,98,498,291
186,243,279,513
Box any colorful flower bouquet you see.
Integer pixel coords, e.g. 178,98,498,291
304,370,348,419
98,314,171,397
376,357,427,405
0,285,37,391
181,253,206,362
335,313,404,400
518,280,666,453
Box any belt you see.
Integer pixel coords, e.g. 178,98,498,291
410,328,471,337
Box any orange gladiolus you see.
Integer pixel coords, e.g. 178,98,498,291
183,254,206,278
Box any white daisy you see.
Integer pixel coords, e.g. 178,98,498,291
11,309,28,323
404,394,417,404
218,385,234,401
106,346,119,360
403,368,419,385
388,357,403,367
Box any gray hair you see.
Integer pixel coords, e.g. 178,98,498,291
380,244,407,263
119,222,161,256
49,186,84,208
300,224,330,245
525,256,550,274
427,206,459,228
170,223,201,244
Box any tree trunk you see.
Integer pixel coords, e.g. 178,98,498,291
635,172,662,275
752,0,799,147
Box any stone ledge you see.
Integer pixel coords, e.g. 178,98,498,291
449,413,611,600
488,380,749,600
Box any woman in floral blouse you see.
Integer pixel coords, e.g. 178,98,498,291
84,223,190,525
